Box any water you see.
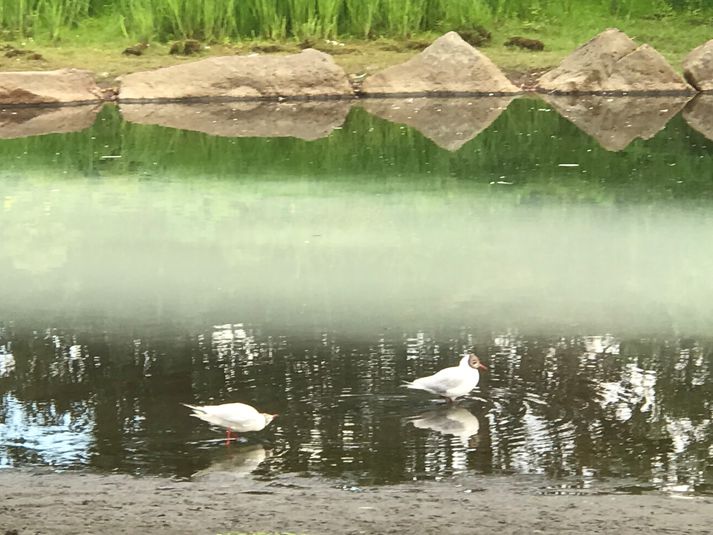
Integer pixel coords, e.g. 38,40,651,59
1,96,713,494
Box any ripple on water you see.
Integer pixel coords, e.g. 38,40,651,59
0,328,712,493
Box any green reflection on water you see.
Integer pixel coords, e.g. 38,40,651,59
1,99,712,202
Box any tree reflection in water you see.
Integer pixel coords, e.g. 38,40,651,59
0,324,711,492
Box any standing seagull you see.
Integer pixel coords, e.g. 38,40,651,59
403,353,487,403
182,402,277,441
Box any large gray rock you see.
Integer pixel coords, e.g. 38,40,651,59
543,94,691,151
118,49,353,101
361,32,520,96
683,40,713,92
537,29,694,94
120,100,351,140
0,104,101,139
0,69,101,105
683,95,713,141
361,97,514,151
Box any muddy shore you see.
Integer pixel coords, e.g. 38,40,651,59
1,469,711,534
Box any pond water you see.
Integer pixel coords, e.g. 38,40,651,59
1,97,712,494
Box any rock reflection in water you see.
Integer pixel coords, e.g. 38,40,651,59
408,406,480,447
0,105,102,139
360,97,513,150
683,95,713,141
119,100,351,140
541,95,691,151
0,325,712,492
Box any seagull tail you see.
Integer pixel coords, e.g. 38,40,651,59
401,380,428,392
180,402,204,414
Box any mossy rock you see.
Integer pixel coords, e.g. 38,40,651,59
455,26,492,47
298,38,316,50
169,39,202,56
123,43,149,56
377,39,430,52
250,43,290,54
505,36,545,51
4,46,45,60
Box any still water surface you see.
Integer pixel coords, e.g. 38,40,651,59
1,98,712,494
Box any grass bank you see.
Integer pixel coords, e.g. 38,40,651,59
0,3,711,81
0,0,710,42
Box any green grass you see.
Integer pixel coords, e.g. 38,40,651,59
0,2,710,82
0,0,711,42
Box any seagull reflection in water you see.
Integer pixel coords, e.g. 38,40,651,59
192,443,270,479
407,405,480,447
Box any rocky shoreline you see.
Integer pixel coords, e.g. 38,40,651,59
1,29,711,107
1,29,712,152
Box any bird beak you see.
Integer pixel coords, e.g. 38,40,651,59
271,414,279,418
479,363,489,371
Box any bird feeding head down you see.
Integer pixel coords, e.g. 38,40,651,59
263,413,278,426
468,353,488,371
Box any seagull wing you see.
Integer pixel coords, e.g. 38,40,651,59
408,366,464,394
202,403,262,426
183,402,263,429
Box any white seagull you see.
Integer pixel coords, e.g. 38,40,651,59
403,353,488,403
182,402,277,441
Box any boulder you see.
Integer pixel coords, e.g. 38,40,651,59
361,97,514,151
542,94,691,151
361,32,520,96
0,69,101,105
119,100,351,140
118,49,353,101
537,29,694,94
0,104,101,139
683,95,713,141
683,40,713,92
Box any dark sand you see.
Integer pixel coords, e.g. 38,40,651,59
1,469,711,535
